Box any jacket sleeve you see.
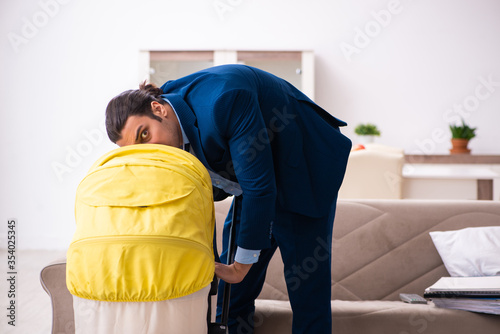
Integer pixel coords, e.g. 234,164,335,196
212,89,277,250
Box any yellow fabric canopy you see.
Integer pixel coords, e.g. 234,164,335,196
67,144,215,302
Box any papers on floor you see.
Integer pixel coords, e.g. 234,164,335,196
424,276,500,315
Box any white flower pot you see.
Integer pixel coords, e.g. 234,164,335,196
358,135,376,144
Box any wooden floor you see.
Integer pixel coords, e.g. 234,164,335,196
0,249,67,334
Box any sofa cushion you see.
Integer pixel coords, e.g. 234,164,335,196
253,299,500,334
331,200,500,301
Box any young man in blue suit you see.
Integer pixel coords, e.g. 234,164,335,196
106,64,351,333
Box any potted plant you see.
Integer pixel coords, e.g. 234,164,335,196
449,119,476,154
354,123,381,144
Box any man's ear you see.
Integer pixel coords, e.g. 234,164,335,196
151,101,167,117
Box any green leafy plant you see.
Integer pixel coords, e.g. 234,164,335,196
354,123,381,136
449,119,476,140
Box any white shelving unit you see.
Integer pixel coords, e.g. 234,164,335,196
138,50,315,100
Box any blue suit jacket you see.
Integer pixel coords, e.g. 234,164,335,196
161,65,351,250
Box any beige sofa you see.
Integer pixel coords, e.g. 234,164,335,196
42,199,500,333
245,199,500,334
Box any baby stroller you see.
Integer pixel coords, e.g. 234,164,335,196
66,144,234,333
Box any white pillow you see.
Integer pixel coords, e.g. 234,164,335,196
429,226,500,277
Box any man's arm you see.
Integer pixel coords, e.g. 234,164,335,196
215,262,252,284
213,89,277,251
215,247,260,283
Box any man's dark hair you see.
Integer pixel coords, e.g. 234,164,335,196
105,82,164,143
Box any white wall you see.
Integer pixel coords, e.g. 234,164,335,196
1,0,500,249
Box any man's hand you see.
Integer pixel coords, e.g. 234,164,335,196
215,261,252,284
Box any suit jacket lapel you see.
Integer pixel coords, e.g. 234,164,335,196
161,93,211,169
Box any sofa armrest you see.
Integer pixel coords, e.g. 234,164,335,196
40,258,75,334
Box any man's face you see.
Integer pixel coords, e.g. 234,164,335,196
116,102,183,148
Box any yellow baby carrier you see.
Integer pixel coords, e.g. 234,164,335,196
66,144,215,302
